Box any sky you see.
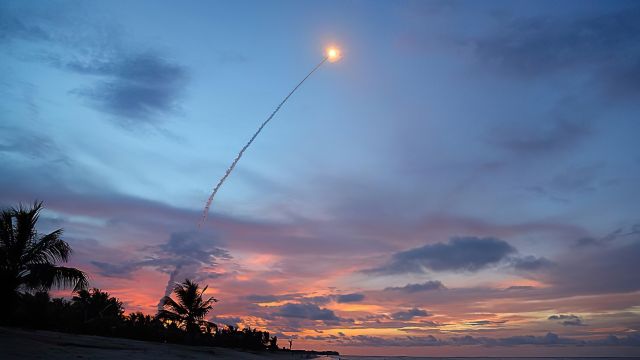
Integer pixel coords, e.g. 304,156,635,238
1,0,640,357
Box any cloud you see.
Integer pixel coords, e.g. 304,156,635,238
464,4,640,106
90,261,141,278
245,292,363,306
494,117,590,157
1,2,188,126
367,237,516,274
509,255,554,271
399,321,446,329
273,303,341,322
473,5,640,81
456,332,578,346
90,230,231,308
384,280,446,293
547,239,640,295
574,224,640,248
323,332,640,347
245,294,293,303
336,293,365,303
157,231,230,265
390,307,430,321
548,314,586,326
322,332,584,347
0,7,51,42
68,52,187,123
0,125,64,161
465,320,507,326
504,285,535,291
91,231,230,278
211,316,242,327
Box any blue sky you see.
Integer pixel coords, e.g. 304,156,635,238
2,0,640,356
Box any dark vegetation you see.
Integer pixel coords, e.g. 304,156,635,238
0,202,279,351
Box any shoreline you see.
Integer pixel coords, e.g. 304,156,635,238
0,327,329,359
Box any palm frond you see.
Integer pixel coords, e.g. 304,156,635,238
14,201,43,251
160,295,188,315
175,280,198,310
0,209,15,249
22,229,69,265
24,264,88,291
157,309,182,322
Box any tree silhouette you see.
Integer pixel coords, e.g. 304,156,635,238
158,279,217,334
0,201,88,322
72,288,124,322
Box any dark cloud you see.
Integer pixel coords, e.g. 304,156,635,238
367,237,516,274
313,331,640,347
245,294,288,303
548,314,586,326
0,7,51,42
69,53,187,123
574,224,640,248
548,239,640,295
390,307,430,321
1,3,188,126
465,320,507,326
453,332,578,346
336,334,442,347
504,285,535,291
384,280,446,293
247,292,363,305
508,255,554,271
0,126,64,161
495,117,590,157
90,261,141,278
321,332,594,347
474,5,640,95
336,293,365,303
273,303,341,322
399,321,446,330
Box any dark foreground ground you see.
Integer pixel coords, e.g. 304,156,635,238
0,327,329,359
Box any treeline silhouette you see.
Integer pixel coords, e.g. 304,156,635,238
12,288,278,350
0,202,278,351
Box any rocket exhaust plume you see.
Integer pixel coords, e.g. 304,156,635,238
199,48,340,227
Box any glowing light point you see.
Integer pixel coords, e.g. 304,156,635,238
326,47,341,62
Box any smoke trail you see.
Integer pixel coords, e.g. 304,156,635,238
199,57,328,227
157,264,184,311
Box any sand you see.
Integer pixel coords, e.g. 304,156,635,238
0,327,327,360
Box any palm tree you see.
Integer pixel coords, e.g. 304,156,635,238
158,279,217,334
72,288,124,323
0,201,88,321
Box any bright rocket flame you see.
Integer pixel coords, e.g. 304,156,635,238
326,47,341,62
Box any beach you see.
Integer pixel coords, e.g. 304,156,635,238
0,327,324,360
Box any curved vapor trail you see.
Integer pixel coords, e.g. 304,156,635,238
199,56,329,227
